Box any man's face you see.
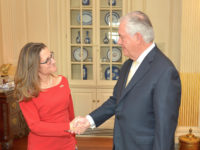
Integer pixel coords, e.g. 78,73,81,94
118,21,139,60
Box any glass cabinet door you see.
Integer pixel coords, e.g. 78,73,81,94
70,0,94,81
99,0,123,82
69,0,124,85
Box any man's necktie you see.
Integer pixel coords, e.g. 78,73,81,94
126,61,138,87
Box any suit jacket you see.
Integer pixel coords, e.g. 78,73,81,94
90,46,181,150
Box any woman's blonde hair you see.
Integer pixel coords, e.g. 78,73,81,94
14,42,46,101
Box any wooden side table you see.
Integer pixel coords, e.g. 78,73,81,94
0,89,28,150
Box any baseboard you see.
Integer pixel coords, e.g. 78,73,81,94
78,126,197,149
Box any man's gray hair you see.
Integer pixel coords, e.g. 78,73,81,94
121,11,154,43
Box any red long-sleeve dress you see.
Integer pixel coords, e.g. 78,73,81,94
19,76,76,150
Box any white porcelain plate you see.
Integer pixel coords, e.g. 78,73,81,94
104,12,120,26
107,47,122,62
77,11,92,25
73,48,88,61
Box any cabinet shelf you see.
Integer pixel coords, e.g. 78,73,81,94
70,8,81,10
100,62,122,65
70,8,93,10
70,25,94,28
100,26,119,29
71,62,93,64
100,7,122,11
71,44,93,46
100,44,120,47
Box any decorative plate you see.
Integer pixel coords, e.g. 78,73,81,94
77,11,92,25
107,47,122,62
104,12,120,26
73,48,88,61
82,0,90,5
105,66,120,80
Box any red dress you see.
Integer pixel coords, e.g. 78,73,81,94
19,76,76,150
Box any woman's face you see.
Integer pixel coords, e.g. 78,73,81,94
38,47,57,76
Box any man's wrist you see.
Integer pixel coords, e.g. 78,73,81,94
86,115,96,129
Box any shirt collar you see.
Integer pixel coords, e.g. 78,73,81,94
135,42,155,64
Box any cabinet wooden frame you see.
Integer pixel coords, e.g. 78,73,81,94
67,0,126,87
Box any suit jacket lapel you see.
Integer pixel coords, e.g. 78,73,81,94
119,48,157,102
116,59,132,104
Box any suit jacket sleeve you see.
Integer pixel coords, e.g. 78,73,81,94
89,60,130,127
89,86,118,127
153,66,181,150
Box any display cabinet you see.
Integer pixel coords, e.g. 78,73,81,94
68,0,95,85
67,0,125,86
67,0,125,129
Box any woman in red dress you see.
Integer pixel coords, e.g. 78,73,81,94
14,42,77,150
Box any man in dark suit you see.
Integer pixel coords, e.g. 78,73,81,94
71,11,181,150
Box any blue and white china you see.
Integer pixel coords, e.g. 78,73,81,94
83,65,87,80
108,0,116,6
103,33,109,44
107,47,121,62
73,48,88,61
82,0,89,5
113,39,118,44
104,12,120,26
105,66,120,80
77,11,92,25
76,31,81,44
84,31,91,44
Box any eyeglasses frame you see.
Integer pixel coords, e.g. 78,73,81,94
40,51,54,64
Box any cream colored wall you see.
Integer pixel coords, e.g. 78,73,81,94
0,0,26,65
177,0,200,136
180,0,200,73
122,0,181,70
147,0,181,69
0,0,68,76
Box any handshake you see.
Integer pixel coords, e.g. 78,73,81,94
69,116,90,135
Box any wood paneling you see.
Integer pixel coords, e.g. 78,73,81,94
178,73,200,126
0,0,27,64
26,0,49,44
180,0,200,72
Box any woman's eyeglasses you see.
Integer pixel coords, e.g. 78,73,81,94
40,52,54,64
